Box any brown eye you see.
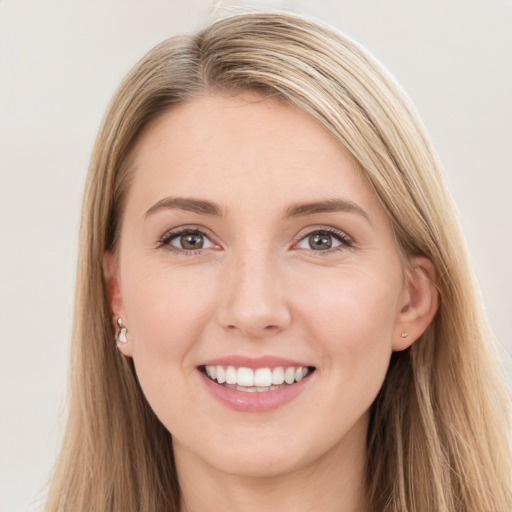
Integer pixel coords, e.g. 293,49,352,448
308,232,333,250
178,233,205,250
162,229,216,252
295,228,352,252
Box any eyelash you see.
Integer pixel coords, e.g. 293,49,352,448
157,226,353,256
293,227,353,256
157,226,218,255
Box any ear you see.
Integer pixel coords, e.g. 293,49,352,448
103,251,123,314
103,251,132,357
392,257,439,351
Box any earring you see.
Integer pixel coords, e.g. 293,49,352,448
401,331,409,338
116,317,128,344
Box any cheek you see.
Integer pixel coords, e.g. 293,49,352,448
120,264,219,427
120,262,216,363
297,267,400,383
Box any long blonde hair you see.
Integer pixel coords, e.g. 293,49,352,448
46,11,511,511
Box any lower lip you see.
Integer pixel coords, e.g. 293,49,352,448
200,371,313,413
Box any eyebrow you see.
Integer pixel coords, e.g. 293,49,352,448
145,196,370,223
283,199,371,223
145,196,224,218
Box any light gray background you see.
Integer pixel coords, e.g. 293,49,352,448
1,1,511,511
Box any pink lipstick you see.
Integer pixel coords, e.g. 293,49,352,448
198,356,315,412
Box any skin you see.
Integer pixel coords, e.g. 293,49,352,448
105,93,438,512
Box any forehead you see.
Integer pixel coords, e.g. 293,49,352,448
127,92,382,219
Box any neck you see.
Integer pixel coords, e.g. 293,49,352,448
175,422,368,512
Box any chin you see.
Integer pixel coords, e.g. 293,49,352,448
171,423,318,479
206,444,311,479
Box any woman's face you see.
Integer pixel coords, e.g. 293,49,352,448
109,93,418,479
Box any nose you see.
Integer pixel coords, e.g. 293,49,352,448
217,248,292,338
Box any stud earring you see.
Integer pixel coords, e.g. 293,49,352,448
116,317,128,344
401,331,409,338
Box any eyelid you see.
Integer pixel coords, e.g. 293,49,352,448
157,225,222,252
291,225,354,251
157,224,354,254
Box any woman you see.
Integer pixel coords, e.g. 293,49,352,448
45,11,511,512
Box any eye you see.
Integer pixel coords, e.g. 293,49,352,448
159,228,217,253
295,229,352,252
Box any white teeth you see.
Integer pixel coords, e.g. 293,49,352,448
284,367,295,384
231,384,281,393
238,385,257,393
216,366,226,384
204,364,312,389
254,368,272,387
237,367,254,387
225,366,237,385
272,367,285,385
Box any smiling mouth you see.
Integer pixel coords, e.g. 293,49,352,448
200,365,316,393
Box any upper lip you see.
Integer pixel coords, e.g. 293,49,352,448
200,355,314,369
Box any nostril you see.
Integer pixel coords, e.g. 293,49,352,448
223,323,283,337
